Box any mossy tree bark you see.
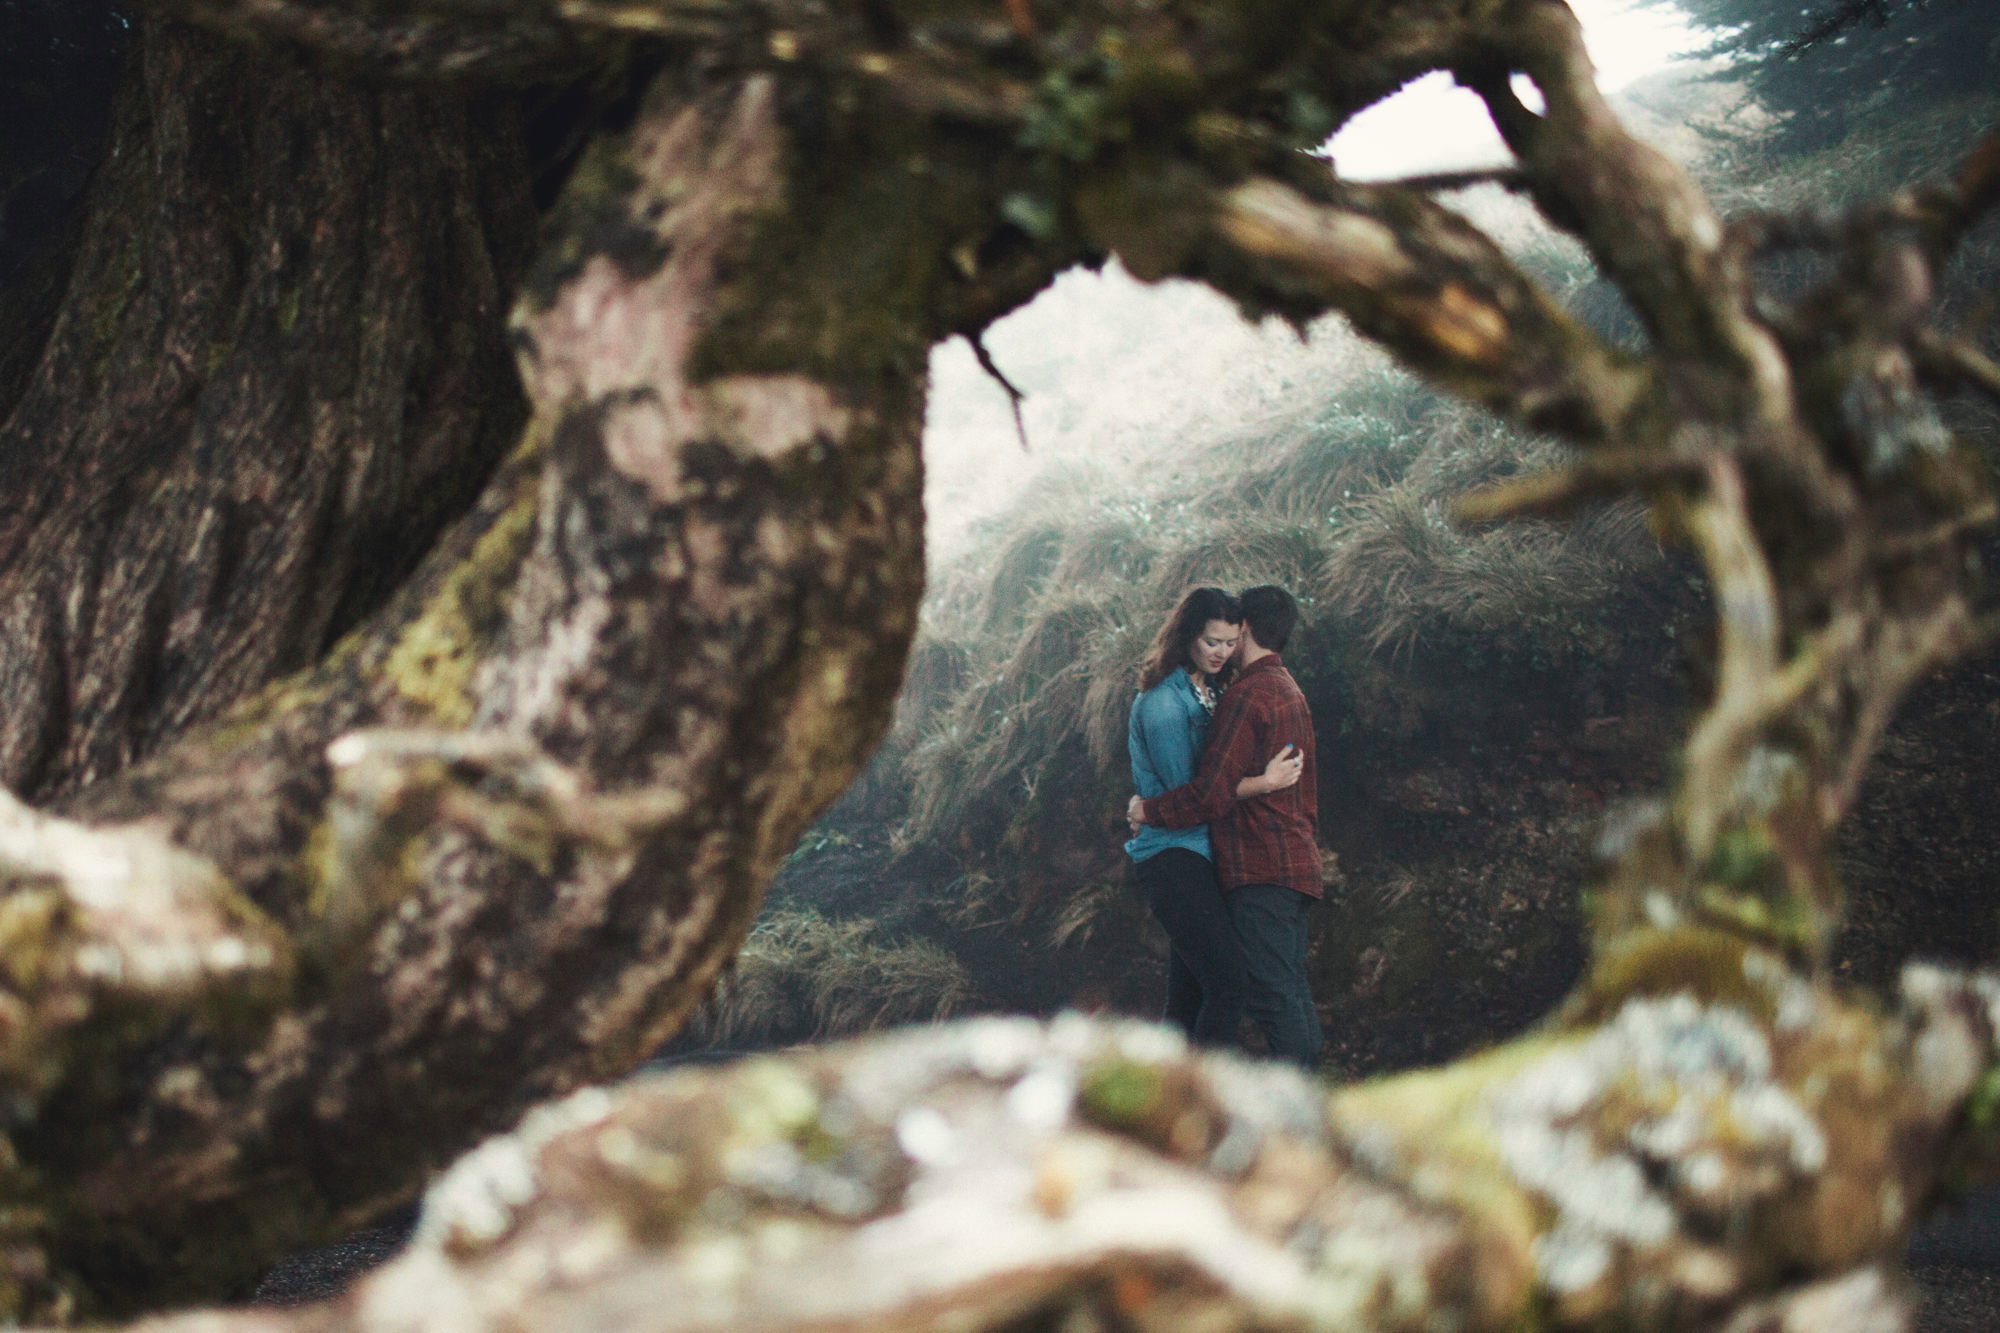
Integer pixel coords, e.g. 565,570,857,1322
0,14,941,1319
0,14,538,1311
0,0,1995,1326
0,22,535,802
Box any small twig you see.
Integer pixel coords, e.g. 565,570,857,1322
1913,331,2000,406
1730,209,1845,259
968,332,1030,451
1370,167,1528,195
1462,70,1541,162
556,0,731,37
1871,501,2000,565
1918,129,2000,259
1953,129,2000,232
1950,289,2000,347
1676,453,1784,863
326,729,690,849
845,51,1033,125
1826,608,1974,824
315,728,693,955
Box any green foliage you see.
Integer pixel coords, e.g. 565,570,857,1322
785,828,857,865
1967,1065,2000,1132
1079,1057,1165,1127
1020,60,1126,165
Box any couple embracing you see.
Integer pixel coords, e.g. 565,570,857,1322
1124,585,1322,1070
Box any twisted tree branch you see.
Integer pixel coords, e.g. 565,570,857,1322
1203,175,1655,443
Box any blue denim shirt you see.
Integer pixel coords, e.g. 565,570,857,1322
1125,667,1213,864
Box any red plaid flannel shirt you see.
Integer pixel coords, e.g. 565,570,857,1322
1139,654,1320,897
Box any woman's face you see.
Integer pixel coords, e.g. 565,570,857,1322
1188,619,1241,678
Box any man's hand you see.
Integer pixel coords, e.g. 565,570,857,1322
1126,794,1145,834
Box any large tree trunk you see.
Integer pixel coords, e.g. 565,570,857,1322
0,0,1994,1326
0,18,939,1318
0,22,534,801
0,16,541,1311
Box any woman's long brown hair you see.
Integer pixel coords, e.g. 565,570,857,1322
1137,587,1241,692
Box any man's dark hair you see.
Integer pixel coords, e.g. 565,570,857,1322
1239,585,1297,653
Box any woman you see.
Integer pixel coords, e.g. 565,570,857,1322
1126,587,1302,1047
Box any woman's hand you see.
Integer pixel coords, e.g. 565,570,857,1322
1241,744,1302,797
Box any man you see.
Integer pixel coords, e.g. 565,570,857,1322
1127,585,1321,1069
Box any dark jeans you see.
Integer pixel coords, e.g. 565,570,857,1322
1133,848,1248,1049
1228,882,1322,1071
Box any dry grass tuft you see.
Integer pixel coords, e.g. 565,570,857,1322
691,908,970,1048
1048,874,1140,950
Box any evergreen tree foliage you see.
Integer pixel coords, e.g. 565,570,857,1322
1670,0,1997,149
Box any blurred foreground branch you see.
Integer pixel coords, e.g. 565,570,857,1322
127,985,2000,1331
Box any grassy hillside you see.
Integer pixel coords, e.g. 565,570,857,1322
873,362,1698,1069
682,86,2000,1072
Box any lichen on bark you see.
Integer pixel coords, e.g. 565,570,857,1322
113,981,2000,1331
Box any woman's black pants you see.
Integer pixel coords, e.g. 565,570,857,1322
1133,847,1249,1049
